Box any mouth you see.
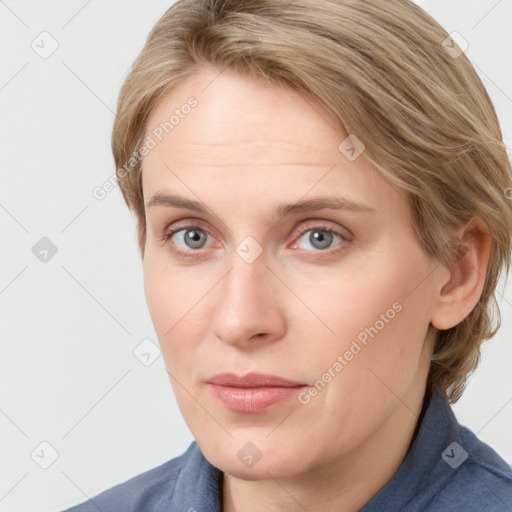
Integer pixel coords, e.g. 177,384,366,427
205,372,308,413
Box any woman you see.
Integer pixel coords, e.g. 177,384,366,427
63,0,512,510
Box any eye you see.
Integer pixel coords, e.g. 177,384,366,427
161,220,352,260
292,225,350,255
165,226,212,250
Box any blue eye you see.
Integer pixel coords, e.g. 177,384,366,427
295,228,345,252
163,222,351,260
166,227,212,251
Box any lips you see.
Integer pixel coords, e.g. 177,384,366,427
206,372,307,388
206,372,308,413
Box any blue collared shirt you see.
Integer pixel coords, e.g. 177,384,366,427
62,393,512,511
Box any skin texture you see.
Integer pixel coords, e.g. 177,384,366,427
141,66,491,512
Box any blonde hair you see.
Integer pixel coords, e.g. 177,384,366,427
111,0,512,403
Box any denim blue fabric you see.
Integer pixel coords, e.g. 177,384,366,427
61,393,512,511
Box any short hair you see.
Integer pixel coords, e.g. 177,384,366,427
111,0,512,403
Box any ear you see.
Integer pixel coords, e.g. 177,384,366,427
430,218,492,331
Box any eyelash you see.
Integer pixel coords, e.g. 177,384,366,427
161,221,352,260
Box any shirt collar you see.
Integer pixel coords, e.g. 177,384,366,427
167,440,223,511
361,392,461,510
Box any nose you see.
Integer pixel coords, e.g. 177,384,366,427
211,250,286,348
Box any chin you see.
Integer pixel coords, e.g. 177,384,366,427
199,435,311,480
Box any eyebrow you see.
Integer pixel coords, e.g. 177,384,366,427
146,192,377,216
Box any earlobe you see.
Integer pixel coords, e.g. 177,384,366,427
430,218,492,331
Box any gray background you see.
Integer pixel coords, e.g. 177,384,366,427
0,1,511,511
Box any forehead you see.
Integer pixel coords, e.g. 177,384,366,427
141,67,407,217
145,67,342,159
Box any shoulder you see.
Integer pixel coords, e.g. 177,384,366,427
60,442,198,512
362,393,512,512
424,426,512,512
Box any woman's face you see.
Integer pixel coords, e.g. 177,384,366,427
141,66,444,479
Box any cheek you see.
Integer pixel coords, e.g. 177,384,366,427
142,254,213,373
143,256,184,358
143,256,170,337
301,247,433,385
144,287,214,437
290,253,434,451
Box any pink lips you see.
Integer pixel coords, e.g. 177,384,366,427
206,372,307,413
